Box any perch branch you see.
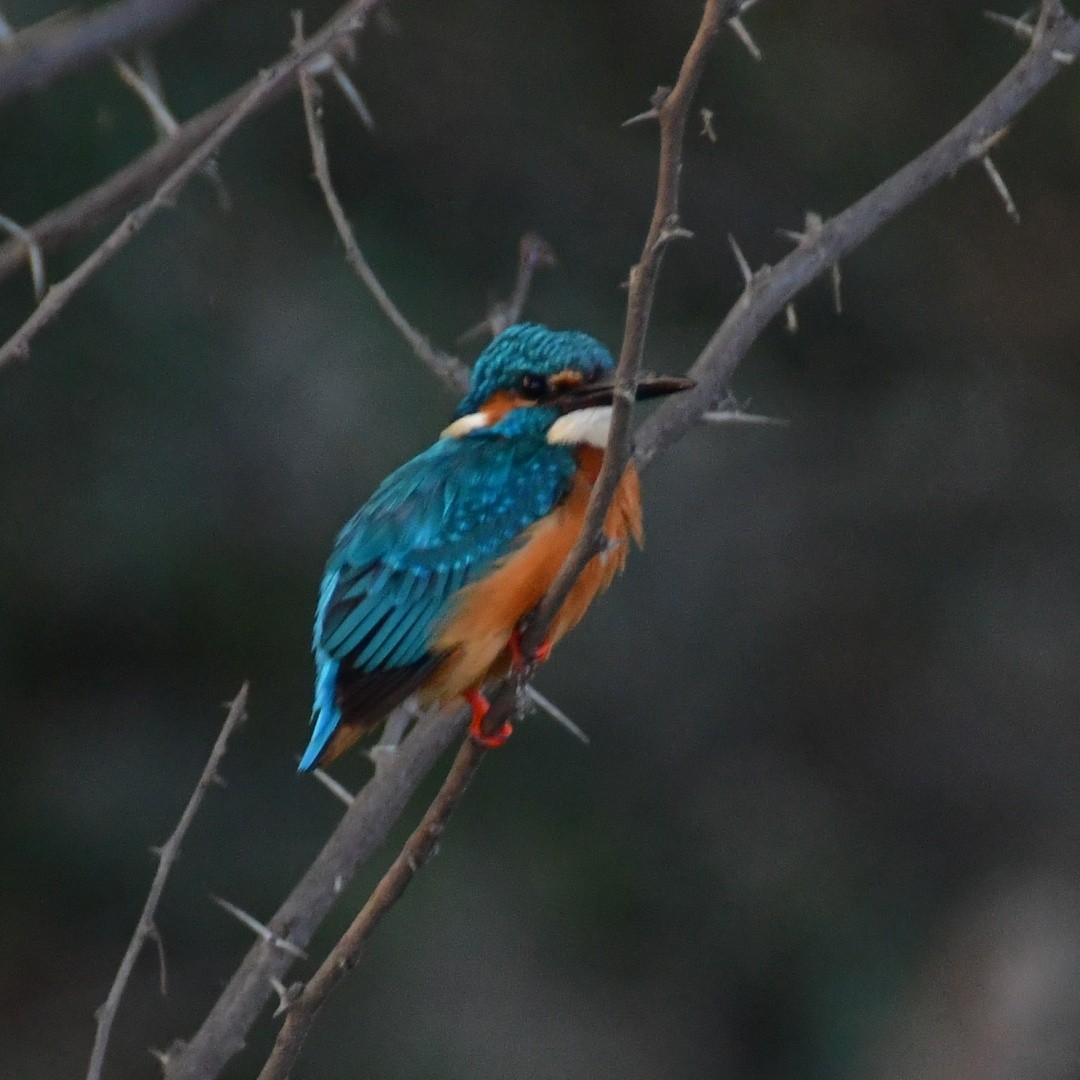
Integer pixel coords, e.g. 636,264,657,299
163,6,1080,1080
86,683,248,1080
161,708,464,1080
296,35,470,394
0,0,391,371
255,5,730,1077
0,0,224,107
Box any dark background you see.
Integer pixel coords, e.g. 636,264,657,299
2,1,1080,1077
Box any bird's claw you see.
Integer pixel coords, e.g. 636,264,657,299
465,688,513,749
509,626,552,674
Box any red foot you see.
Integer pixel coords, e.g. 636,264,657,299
509,626,552,674
466,688,513,749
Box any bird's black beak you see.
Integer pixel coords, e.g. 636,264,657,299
551,373,695,412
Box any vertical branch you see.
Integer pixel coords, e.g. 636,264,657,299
253,6,732,1078
522,0,730,653
86,684,248,1080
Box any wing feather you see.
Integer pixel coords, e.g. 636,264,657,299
300,432,576,769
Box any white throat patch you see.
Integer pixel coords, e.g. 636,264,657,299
440,412,490,439
546,406,613,448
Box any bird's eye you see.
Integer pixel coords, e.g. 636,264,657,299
519,373,548,400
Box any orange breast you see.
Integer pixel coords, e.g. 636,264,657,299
422,451,643,703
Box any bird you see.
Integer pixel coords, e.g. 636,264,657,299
298,322,692,771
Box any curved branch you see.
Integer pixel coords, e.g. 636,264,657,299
298,51,470,393
635,3,1080,468
254,4,732,1076
0,0,390,371
0,0,225,108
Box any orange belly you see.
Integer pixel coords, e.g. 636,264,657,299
422,451,643,703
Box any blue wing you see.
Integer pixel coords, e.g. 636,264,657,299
299,432,576,770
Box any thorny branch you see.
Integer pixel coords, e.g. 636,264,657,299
86,684,248,1080
634,0,1080,469
41,2,1080,1079
0,0,224,107
296,30,470,394
0,0,393,370
255,3,733,1077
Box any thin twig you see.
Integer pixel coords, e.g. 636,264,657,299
518,0,733,667
255,7,730,1077
86,684,248,1080
296,22,469,394
457,231,557,344
0,0,391,371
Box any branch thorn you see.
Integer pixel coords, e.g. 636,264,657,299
310,765,355,807
210,896,308,959
983,9,1036,40
0,213,46,300
700,107,718,142
727,15,762,60
621,85,670,127
981,152,1021,222
524,684,590,744
727,232,754,286
269,976,302,1017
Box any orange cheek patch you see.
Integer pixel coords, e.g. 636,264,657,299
548,369,586,392
481,390,529,422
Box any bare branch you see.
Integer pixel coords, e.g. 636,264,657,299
254,7,731,1076
296,30,469,393
0,0,226,107
86,684,248,1080
635,6,1080,470
0,0,392,371
457,231,558,344
257,737,485,1080
161,707,464,1080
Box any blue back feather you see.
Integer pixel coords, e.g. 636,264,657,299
301,323,615,770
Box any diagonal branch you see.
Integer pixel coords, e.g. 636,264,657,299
297,35,470,394
635,1,1080,469
161,706,464,1080
0,0,225,107
254,5,732,1077
159,7,1080,1080
87,683,248,1080
0,0,392,371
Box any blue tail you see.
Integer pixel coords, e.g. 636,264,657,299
298,648,340,772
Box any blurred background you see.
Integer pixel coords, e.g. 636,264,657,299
2,1,1080,1077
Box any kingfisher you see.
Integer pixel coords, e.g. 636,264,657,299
298,323,691,771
